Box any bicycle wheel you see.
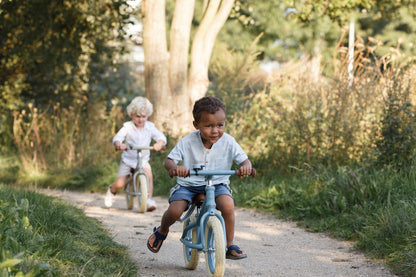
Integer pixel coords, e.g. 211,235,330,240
204,217,225,277
183,215,199,269
125,178,134,210
136,174,148,213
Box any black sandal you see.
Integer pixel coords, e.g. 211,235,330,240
147,226,168,253
226,245,247,260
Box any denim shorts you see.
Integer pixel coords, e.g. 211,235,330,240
168,184,232,203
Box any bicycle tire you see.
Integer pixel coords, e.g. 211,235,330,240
204,217,225,277
183,215,199,269
125,178,134,210
137,174,148,213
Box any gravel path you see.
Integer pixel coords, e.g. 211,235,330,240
41,189,395,277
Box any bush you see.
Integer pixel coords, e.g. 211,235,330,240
375,71,416,168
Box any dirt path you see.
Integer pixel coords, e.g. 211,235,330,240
41,189,395,277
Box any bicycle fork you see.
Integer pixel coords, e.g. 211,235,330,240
180,178,227,253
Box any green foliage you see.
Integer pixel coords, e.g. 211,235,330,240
357,6,416,60
0,155,19,184
214,37,416,173
209,38,263,117
0,0,132,103
375,71,416,168
150,135,178,197
0,185,137,276
236,164,416,276
220,0,416,77
0,0,137,152
0,192,50,276
281,0,373,24
222,0,343,61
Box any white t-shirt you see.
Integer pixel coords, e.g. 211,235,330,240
112,121,166,168
167,130,248,187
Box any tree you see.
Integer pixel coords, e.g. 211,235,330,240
141,0,234,136
0,0,132,151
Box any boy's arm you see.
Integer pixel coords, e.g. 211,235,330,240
165,158,189,178
112,125,128,151
151,125,167,146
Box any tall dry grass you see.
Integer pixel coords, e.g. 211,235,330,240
225,35,415,172
12,99,125,186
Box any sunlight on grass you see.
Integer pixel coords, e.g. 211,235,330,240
21,167,50,185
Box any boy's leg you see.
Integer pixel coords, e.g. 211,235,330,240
111,161,132,193
147,200,188,252
143,165,157,211
105,175,128,207
111,175,128,193
216,194,247,259
215,194,236,247
143,167,153,198
160,200,188,234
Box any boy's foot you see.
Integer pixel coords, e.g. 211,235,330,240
147,226,168,253
104,186,116,207
147,198,157,211
226,245,247,260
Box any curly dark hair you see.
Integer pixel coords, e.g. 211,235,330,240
192,96,226,123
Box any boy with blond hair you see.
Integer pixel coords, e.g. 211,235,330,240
105,96,166,211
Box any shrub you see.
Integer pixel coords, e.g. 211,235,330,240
375,70,416,168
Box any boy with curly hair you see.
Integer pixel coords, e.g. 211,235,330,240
105,96,166,211
147,96,254,259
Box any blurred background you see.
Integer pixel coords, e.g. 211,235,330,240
1,1,415,275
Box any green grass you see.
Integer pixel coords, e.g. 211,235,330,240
2,152,416,276
0,154,19,184
233,164,416,277
0,184,137,276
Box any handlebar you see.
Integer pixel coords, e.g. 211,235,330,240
191,168,256,177
189,170,237,176
170,168,256,178
127,144,155,151
126,143,166,151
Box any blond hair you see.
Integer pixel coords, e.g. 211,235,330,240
126,97,153,117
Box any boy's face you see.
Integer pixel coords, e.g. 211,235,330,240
131,113,148,129
193,109,226,149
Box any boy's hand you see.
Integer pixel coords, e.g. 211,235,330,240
168,165,190,178
237,165,256,178
237,159,256,178
153,142,166,151
114,143,127,151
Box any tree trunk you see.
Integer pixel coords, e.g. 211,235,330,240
142,0,235,137
188,0,234,104
142,0,171,129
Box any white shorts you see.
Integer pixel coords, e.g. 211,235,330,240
117,160,151,177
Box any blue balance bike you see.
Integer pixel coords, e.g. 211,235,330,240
178,164,255,277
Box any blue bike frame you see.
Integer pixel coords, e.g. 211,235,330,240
180,169,237,253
